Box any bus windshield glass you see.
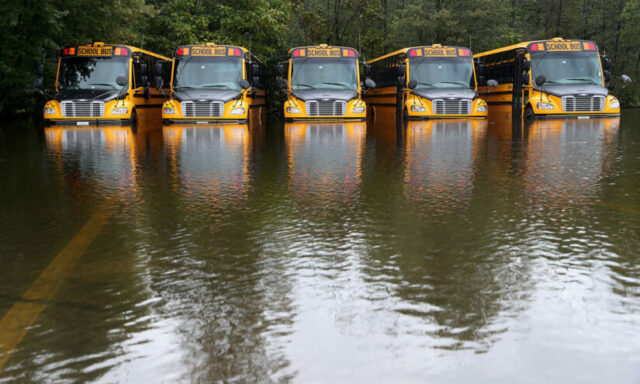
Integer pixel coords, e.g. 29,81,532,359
531,51,603,85
173,57,243,90
291,58,358,90
409,57,474,89
59,57,129,90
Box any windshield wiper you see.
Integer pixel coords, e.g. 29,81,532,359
414,81,434,88
438,81,468,86
87,83,116,89
320,82,351,88
202,85,233,89
565,77,598,84
174,86,196,90
293,83,315,89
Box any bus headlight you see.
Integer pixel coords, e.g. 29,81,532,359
44,107,56,115
537,102,555,110
163,107,176,115
410,105,426,112
286,107,300,114
231,107,245,115
352,106,365,114
609,100,620,109
112,107,129,115
477,105,488,112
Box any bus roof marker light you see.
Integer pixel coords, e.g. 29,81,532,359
459,48,471,56
409,49,418,56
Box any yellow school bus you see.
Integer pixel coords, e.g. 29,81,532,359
474,38,629,119
365,45,488,120
161,43,266,123
43,42,170,126
278,44,371,120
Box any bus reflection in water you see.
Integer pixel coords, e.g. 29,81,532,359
522,117,620,203
403,119,488,209
162,119,264,208
44,124,163,204
285,122,366,204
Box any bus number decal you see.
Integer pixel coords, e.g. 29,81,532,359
77,46,113,56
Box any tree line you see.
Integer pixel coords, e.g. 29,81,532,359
3,0,640,117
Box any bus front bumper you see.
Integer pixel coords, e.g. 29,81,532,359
45,118,132,126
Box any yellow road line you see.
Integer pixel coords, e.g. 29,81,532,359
0,206,113,370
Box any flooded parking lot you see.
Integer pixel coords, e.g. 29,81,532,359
1,112,639,383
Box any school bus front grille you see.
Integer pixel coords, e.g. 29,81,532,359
61,101,105,117
181,101,224,118
305,100,346,116
432,99,472,115
562,95,605,112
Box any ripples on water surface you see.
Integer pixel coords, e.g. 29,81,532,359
0,111,639,383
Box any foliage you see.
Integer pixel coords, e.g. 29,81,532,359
4,0,640,117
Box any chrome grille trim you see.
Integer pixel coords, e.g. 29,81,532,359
181,101,224,117
432,99,472,115
60,101,105,117
305,100,347,116
562,95,605,112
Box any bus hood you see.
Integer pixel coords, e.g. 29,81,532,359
411,88,477,100
57,89,125,101
536,84,608,97
172,89,242,103
292,89,358,102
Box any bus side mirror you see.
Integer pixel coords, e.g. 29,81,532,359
252,63,260,74
277,64,284,77
364,78,376,89
535,75,546,86
521,58,530,72
397,77,406,87
239,79,250,89
155,62,163,75
253,76,260,86
277,77,288,90
602,57,612,70
407,79,417,89
139,63,148,77
476,63,485,76
154,76,163,90
478,75,486,86
116,76,128,87
487,79,499,88
604,71,611,83
364,64,371,77
622,74,632,86
398,63,406,75
32,77,44,90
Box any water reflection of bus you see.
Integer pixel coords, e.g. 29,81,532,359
523,117,620,202
284,122,366,203
403,119,488,206
163,121,264,207
44,124,163,203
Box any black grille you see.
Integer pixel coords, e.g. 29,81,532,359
61,101,104,117
305,100,346,116
182,101,224,117
562,95,605,112
432,99,472,115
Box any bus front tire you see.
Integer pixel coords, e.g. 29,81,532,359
129,109,138,130
524,105,535,121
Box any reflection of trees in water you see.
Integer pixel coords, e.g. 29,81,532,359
359,118,536,352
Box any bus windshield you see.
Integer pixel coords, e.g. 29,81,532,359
173,57,243,90
531,51,603,85
59,57,129,90
291,58,358,90
409,57,474,89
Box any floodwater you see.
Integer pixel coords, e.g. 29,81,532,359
0,110,639,383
